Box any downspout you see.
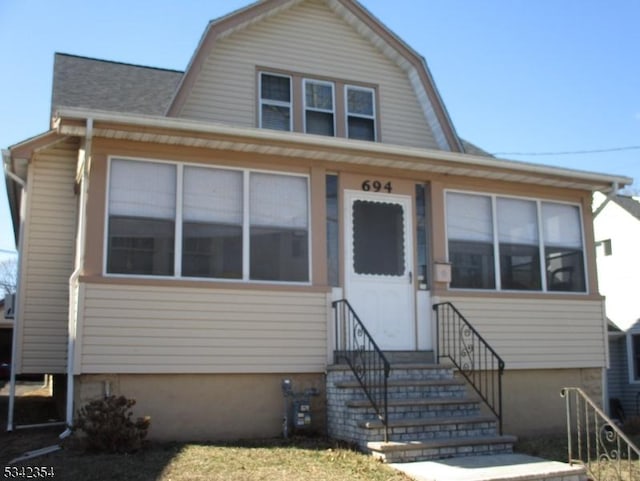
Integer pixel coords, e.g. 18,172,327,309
60,118,92,438
3,150,26,432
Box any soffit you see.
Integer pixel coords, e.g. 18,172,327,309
54,109,632,192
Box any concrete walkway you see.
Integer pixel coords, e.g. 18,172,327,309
391,454,586,481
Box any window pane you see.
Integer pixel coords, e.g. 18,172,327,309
182,222,242,279
542,203,582,248
262,105,291,131
108,217,174,276
633,335,640,381
305,82,333,110
326,175,339,287
250,228,309,282
447,193,493,242
261,74,290,102
250,173,309,282
546,248,585,292
183,167,242,224
449,240,495,289
500,243,541,290
497,198,538,244
416,184,429,288
347,88,373,116
109,159,176,219
347,116,375,141
306,111,334,136
352,200,405,276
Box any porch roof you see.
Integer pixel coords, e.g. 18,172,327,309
48,107,631,193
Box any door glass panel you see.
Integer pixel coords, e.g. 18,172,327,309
352,200,405,276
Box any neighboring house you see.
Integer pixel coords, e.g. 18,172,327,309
593,192,640,418
3,0,632,443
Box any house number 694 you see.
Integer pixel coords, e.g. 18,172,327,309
362,180,392,193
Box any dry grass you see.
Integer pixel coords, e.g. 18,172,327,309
1,434,412,481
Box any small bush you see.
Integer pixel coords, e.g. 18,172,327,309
74,395,150,453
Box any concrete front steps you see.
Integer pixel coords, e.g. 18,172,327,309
327,362,516,463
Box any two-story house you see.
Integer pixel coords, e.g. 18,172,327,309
3,0,632,457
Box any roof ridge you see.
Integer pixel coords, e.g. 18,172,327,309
55,52,184,74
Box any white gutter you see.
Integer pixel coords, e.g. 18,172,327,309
54,107,633,189
3,150,25,432
61,118,93,438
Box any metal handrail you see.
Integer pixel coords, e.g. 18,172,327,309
562,387,640,481
332,299,390,442
433,302,505,434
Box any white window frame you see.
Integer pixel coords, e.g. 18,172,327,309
259,72,293,132
444,189,588,294
104,156,312,285
345,84,376,141
303,78,336,136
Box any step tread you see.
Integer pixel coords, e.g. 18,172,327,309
359,414,497,429
328,363,450,372
335,378,465,389
347,395,479,408
367,434,518,453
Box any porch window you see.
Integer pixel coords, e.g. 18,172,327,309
107,159,176,276
304,79,335,136
446,192,495,289
106,158,309,283
259,73,292,131
182,166,243,279
445,191,586,293
497,198,541,290
326,175,339,286
346,85,375,141
250,173,309,282
542,202,586,292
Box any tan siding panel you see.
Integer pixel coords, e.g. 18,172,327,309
18,138,78,373
179,0,437,149
79,283,328,373
438,296,606,369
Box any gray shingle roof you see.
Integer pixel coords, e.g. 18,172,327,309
613,195,640,221
52,53,183,117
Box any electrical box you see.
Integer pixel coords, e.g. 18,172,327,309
293,400,311,428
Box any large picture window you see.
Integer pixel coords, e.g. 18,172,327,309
446,191,586,292
106,158,310,283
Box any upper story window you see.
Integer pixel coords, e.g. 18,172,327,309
304,79,335,136
106,158,309,283
346,85,376,141
446,191,586,293
259,73,292,131
258,70,377,141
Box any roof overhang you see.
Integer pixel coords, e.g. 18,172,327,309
52,107,632,192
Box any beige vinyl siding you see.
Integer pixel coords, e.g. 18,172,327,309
79,283,329,373
179,0,438,149
437,297,607,369
18,138,78,373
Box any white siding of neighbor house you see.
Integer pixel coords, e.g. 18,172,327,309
78,283,329,374
178,0,439,149
437,297,607,369
17,138,78,373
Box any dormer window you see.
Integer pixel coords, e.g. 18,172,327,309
346,85,376,141
304,79,335,136
259,73,292,131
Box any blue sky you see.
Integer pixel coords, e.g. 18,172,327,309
1,0,638,259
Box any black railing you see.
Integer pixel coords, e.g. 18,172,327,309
562,387,640,481
433,302,505,434
332,299,390,442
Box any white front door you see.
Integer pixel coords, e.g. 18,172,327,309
344,190,415,350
